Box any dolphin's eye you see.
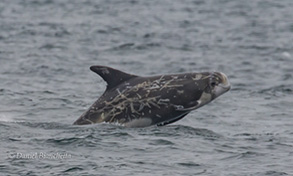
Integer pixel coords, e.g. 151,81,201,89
210,81,217,87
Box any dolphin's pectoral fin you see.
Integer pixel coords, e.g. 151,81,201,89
90,65,138,90
157,112,189,126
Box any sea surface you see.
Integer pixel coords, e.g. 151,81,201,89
1,0,293,175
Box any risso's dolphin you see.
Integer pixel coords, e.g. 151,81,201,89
73,65,231,127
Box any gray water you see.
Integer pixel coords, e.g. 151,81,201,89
1,0,293,175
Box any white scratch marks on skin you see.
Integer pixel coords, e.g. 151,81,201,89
117,88,122,95
84,118,94,124
89,73,197,124
130,102,135,113
136,93,142,99
99,68,110,74
138,104,144,111
149,84,160,89
192,74,202,81
149,101,161,108
202,75,211,80
145,102,151,108
174,105,184,110
158,99,170,102
101,112,105,120
158,99,170,106
160,79,174,90
158,75,165,82
156,114,161,118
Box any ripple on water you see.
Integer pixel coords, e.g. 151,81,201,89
159,125,223,139
258,171,288,176
148,138,175,146
258,85,293,96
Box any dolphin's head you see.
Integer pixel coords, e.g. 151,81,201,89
175,71,231,111
191,71,231,108
207,72,231,100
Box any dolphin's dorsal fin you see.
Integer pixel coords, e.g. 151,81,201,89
90,65,138,90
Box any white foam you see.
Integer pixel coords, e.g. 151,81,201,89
282,52,292,59
0,114,12,122
0,113,25,123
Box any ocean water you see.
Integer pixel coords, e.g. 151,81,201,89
1,0,293,175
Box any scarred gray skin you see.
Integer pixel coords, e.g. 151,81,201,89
73,65,231,127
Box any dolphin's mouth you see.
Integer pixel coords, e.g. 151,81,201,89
218,83,231,91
